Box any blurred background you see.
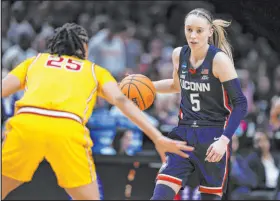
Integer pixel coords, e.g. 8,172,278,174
1,0,280,200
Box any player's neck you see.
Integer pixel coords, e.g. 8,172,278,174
262,151,272,160
190,44,209,63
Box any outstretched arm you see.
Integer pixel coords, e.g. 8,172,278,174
100,81,194,162
152,47,182,94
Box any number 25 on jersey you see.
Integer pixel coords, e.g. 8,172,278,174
45,55,83,72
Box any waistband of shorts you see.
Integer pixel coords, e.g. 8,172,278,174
178,119,225,127
16,107,83,124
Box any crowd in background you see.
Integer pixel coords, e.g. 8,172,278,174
1,1,280,200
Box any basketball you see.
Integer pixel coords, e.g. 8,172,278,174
119,74,156,111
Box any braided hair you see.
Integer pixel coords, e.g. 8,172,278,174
47,23,89,59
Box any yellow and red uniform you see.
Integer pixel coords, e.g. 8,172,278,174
2,53,116,188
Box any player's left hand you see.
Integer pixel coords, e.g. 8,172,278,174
205,135,230,162
155,136,194,163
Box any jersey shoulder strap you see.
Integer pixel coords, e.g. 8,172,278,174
178,45,190,73
203,45,222,74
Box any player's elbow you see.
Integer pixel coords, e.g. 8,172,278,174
244,97,248,114
2,84,14,98
174,86,181,93
112,93,128,107
240,95,248,115
171,83,180,93
2,90,9,98
1,74,22,97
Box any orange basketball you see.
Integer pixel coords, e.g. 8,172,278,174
119,74,156,110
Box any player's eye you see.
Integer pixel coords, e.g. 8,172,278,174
197,29,202,33
187,28,192,32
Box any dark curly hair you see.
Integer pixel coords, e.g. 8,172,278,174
47,23,89,59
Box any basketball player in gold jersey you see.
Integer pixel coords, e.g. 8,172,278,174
1,23,194,200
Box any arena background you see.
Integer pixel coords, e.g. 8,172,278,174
1,0,280,200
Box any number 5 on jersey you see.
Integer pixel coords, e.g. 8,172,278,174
45,55,83,71
190,93,200,111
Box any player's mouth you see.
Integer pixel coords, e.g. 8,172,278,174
190,41,198,45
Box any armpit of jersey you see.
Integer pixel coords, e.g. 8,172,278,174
94,64,117,96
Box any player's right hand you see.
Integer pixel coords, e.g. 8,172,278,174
155,136,194,163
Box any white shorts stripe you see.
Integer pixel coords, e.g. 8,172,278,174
158,174,182,182
199,185,222,190
17,107,82,124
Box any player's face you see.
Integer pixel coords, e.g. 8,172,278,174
254,132,270,153
184,15,213,50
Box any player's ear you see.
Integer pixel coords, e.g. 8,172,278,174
209,26,214,38
83,43,88,59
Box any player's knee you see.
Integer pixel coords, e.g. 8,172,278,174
1,175,23,199
64,180,100,200
151,184,177,200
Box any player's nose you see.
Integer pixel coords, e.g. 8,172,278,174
190,32,197,39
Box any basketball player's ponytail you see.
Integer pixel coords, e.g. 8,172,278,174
210,19,233,62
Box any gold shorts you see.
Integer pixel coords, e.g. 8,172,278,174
2,110,96,188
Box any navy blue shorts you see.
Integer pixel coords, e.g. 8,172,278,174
156,125,231,194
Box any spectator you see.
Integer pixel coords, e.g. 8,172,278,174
2,31,37,71
229,135,258,200
118,130,135,156
7,1,35,45
88,22,127,79
123,21,144,69
254,75,272,103
153,93,180,133
77,13,92,37
247,131,280,190
238,69,255,114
